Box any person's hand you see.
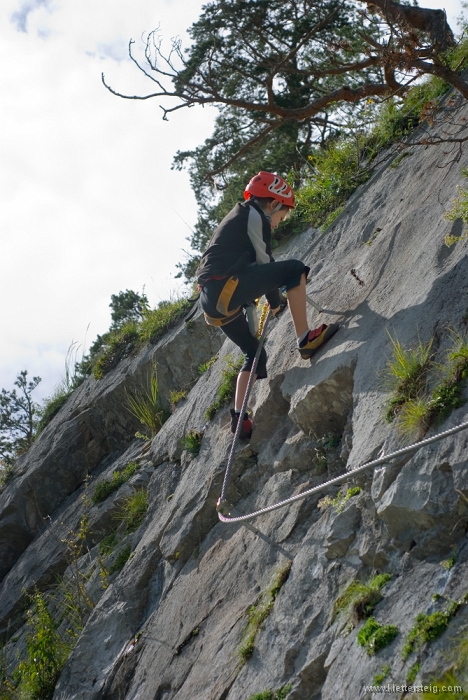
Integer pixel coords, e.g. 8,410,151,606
270,306,281,316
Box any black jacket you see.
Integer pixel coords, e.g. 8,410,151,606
197,200,275,283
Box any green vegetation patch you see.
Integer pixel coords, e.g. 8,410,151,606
333,573,392,624
36,386,72,435
384,331,468,437
440,546,458,570
170,389,187,410
246,685,292,700
319,486,362,513
419,620,468,699
11,591,72,700
445,166,468,246
357,617,399,656
93,299,190,380
373,666,391,685
421,674,468,699
402,605,460,661
109,545,131,575
407,662,421,684
239,562,292,665
99,531,118,556
205,354,244,421
384,333,433,423
92,461,140,504
198,355,218,374
115,488,149,533
181,429,203,456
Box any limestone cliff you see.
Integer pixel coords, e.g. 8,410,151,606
1,96,468,700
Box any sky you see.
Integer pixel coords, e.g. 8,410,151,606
0,0,215,400
0,0,463,403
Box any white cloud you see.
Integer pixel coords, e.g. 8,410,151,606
97,37,129,63
10,0,53,33
1,0,215,400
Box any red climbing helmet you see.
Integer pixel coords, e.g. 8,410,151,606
244,171,295,208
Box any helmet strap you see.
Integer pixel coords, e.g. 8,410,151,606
271,202,283,214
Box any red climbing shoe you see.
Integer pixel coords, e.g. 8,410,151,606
230,409,253,439
298,323,339,360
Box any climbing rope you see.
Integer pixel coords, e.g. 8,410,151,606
217,418,468,523
217,306,271,510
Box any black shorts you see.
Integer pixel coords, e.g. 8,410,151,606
200,259,307,378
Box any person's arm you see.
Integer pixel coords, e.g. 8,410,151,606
247,205,281,308
246,207,270,265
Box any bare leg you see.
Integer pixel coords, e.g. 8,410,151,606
235,370,257,411
285,272,309,338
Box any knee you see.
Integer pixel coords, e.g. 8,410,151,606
285,259,308,290
241,346,268,379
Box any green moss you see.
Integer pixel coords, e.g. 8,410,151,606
332,486,362,513
92,461,140,504
407,662,421,684
440,547,458,570
357,617,399,656
333,573,392,623
421,673,468,699
239,562,292,664
389,151,413,169
373,666,390,685
402,604,462,661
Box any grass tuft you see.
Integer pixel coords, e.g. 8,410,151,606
170,389,188,410
333,573,392,624
385,331,468,437
92,461,140,504
114,488,149,533
318,486,361,513
181,429,203,456
384,333,433,422
125,364,168,438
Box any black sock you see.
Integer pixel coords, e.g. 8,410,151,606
235,410,249,420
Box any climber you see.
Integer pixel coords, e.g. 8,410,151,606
197,171,338,439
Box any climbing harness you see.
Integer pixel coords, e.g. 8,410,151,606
217,417,468,524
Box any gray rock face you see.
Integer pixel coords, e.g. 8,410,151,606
2,96,468,700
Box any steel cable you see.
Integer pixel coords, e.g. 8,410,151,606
218,414,468,524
